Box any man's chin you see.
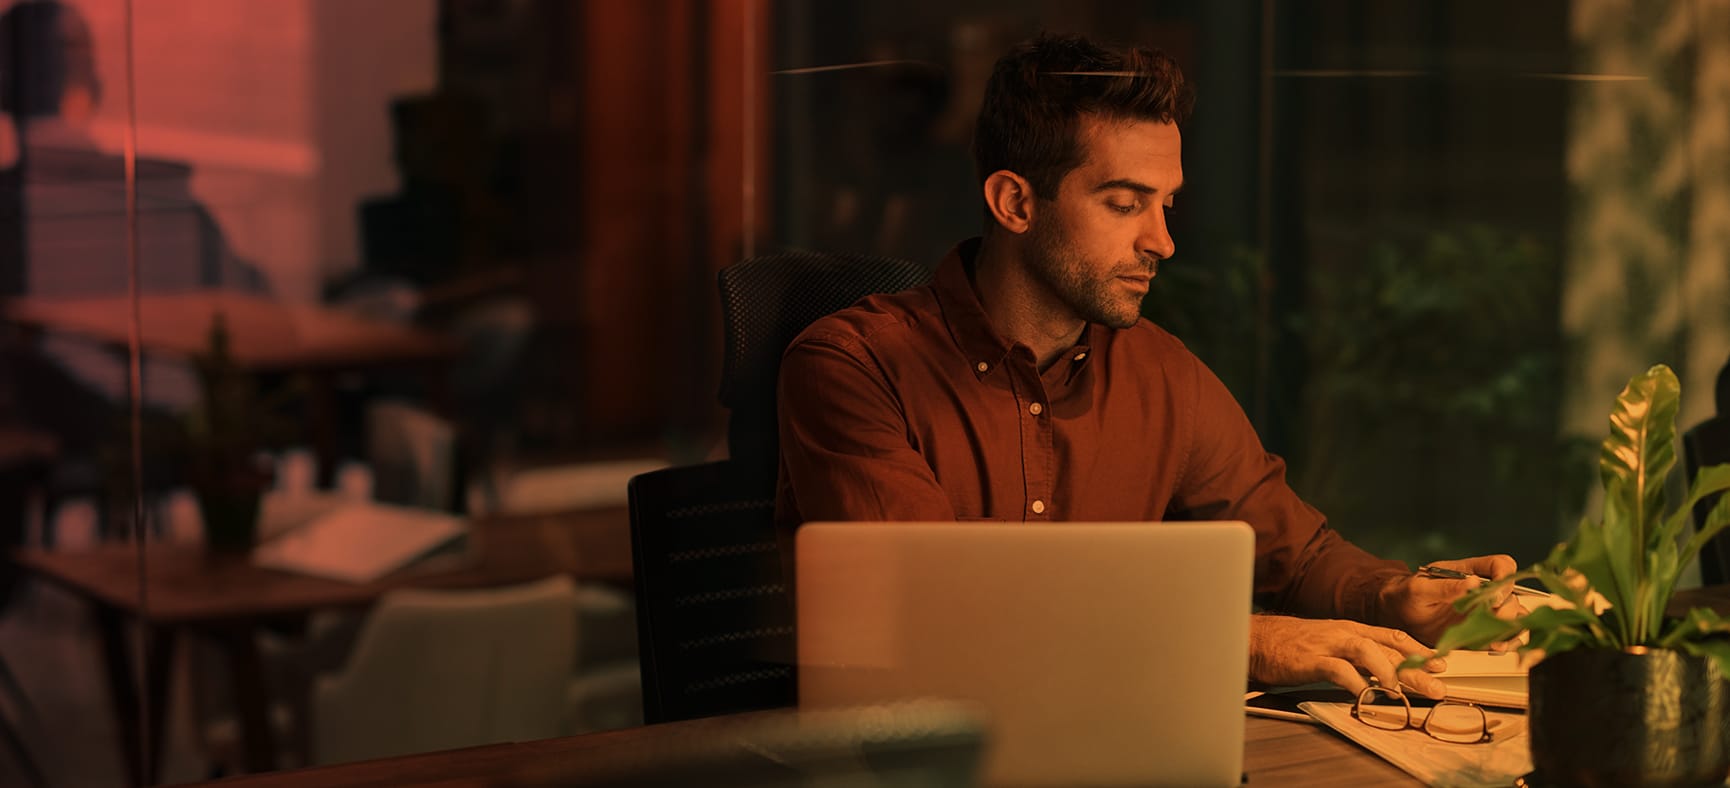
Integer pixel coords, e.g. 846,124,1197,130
1100,307,1142,329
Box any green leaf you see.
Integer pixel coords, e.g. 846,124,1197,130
1560,494,1636,644
1659,607,1730,648
1448,572,1534,614
1598,365,1680,559
1680,483,1730,577
1519,604,1602,634
1675,637,1730,683
1659,464,1730,554
1646,546,1677,642
1526,626,1586,657
1592,365,1679,643
1528,563,1615,646
1399,605,1525,670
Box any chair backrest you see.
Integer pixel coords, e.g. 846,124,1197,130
1685,418,1730,585
0,429,55,611
717,251,930,468
367,399,459,511
310,575,578,766
627,460,791,724
1685,356,1730,586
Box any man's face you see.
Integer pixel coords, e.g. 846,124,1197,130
1023,116,1182,329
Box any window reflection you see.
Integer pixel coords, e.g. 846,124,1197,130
0,0,1724,783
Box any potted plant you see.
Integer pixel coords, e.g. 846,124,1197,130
1411,364,1730,786
184,313,276,554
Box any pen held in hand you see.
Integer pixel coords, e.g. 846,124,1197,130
1416,565,1550,598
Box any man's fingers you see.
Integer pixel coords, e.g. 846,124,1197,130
1427,577,1482,602
1491,595,1528,621
1359,624,1435,659
1397,666,1450,700
1317,657,1370,697
1435,554,1517,581
1341,638,1401,691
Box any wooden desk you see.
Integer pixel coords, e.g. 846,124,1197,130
166,582,1730,787
176,714,1420,787
13,506,632,785
2,292,454,372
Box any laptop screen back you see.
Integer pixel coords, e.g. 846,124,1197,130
796,521,1254,787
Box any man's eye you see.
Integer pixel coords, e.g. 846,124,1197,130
1109,202,1137,214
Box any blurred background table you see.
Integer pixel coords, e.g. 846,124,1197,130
2,290,460,489
10,504,629,785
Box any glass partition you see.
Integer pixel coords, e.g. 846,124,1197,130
1,0,1725,783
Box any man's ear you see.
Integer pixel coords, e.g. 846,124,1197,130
982,170,1036,235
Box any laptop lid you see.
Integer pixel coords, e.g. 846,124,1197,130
796,522,1254,787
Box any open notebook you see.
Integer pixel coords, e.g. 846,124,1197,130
253,501,467,583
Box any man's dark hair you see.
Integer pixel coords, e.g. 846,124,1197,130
973,33,1193,214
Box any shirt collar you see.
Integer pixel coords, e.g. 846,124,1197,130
934,237,1100,378
933,238,1015,377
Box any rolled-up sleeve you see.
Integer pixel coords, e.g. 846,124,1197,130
1172,357,1409,622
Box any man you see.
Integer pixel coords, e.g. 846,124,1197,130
776,33,1523,698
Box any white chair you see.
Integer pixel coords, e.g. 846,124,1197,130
563,583,643,734
486,458,667,516
310,575,578,766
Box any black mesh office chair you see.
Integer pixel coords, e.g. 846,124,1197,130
1684,356,1730,586
717,251,933,470
629,251,931,724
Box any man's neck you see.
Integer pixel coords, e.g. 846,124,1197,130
971,233,1087,371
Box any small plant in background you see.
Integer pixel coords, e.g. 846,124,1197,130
182,314,292,552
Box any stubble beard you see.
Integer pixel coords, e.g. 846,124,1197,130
1026,218,1154,330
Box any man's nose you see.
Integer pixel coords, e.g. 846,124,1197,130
1140,212,1174,260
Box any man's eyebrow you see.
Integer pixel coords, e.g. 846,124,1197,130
1091,178,1184,195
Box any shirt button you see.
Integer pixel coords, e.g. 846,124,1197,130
1028,402,1043,415
1074,352,1087,361
976,362,989,372
1031,499,1046,514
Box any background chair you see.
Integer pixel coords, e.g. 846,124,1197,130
717,250,932,469
309,575,577,766
1684,355,1730,585
367,399,459,512
628,459,787,724
0,429,53,788
630,251,931,725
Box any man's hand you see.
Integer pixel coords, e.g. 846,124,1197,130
1381,554,1527,648
1248,614,1449,698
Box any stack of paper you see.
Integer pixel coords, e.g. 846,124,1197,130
1299,700,1531,787
1434,649,1532,709
252,501,467,583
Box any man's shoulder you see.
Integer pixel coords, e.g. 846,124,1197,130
787,285,940,356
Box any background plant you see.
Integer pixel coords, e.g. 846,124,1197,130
1146,224,1595,567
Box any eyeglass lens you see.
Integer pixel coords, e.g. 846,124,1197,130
1354,687,1490,744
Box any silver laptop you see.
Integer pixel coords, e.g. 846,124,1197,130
796,522,1254,787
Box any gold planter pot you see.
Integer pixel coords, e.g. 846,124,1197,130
1526,646,1730,787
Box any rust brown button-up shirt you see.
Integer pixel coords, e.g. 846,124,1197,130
776,238,1409,621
